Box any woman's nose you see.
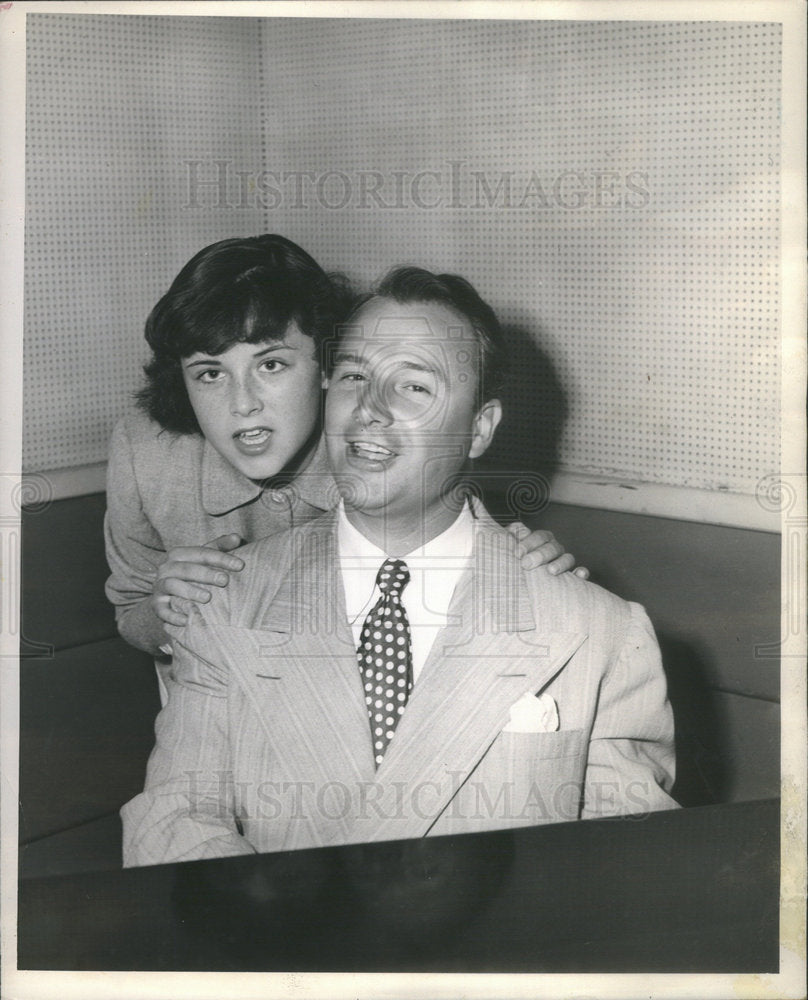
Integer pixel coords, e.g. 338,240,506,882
230,377,263,417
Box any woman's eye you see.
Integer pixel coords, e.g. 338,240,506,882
339,371,365,382
402,382,431,395
259,359,287,374
197,369,224,383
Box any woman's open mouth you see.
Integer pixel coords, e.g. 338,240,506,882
233,427,273,453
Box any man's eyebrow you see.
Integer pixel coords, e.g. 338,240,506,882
332,351,365,365
400,360,439,376
184,343,296,368
332,354,442,378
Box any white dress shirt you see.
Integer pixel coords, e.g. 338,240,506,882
337,501,474,682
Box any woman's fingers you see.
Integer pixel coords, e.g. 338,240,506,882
532,551,575,574
156,560,234,590
511,527,566,568
156,576,213,603
167,545,245,573
153,591,192,626
208,533,245,554
153,544,246,627
507,523,590,577
156,597,190,627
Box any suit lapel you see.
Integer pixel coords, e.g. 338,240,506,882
198,517,377,844
358,518,585,843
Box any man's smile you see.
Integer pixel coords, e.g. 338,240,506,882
346,439,398,467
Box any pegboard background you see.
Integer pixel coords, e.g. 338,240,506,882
255,18,781,496
22,16,781,513
23,14,266,470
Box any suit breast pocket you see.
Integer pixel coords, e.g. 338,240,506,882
498,727,586,761
483,727,588,825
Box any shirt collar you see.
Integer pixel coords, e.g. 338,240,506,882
403,503,475,565
336,500,475,564
336,500,387,563
336,500,475,626
201,432,334,516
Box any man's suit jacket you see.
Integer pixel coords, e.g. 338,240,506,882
122,504,677,867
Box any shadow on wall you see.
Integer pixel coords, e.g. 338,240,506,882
473,324,566,528
656,635,726,807
483,324,567,484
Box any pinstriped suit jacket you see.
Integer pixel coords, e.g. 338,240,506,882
122,505,677,867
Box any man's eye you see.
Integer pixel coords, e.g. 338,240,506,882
403,382,431,394
339,371,365,382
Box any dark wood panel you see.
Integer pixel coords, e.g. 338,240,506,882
19,638,160,843
19,813,123,880
21,493,116,653
18,799,780,973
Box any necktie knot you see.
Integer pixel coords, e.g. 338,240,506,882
376,558,410,597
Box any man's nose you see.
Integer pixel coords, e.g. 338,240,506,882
230,376,264,417
354,380,393,427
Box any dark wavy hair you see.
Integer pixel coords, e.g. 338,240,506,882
355,266,507,404
136,234,353,434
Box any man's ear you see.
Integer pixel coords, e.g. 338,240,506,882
468,399,503,460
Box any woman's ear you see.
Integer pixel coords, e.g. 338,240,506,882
468,399,503,460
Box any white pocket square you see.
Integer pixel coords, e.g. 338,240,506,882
503,692,559,733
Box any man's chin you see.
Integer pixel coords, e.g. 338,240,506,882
339,492,390,515
331,469,379,508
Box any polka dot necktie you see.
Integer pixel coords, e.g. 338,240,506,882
357,558,413,767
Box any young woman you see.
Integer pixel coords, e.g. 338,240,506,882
105,234,582,661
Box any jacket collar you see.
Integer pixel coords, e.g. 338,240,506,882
258,499,536,638
201,433,334,517
464,495,537,632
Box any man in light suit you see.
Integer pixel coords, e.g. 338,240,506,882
122,267,677,867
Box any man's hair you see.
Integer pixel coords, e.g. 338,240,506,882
136,234,353,434
368,266,507,404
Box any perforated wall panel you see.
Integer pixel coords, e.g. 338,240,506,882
23,16,781,507
23,14,266,471
257,19,781,495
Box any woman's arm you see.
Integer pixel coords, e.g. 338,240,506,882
104,418,244,655
104,418,171,654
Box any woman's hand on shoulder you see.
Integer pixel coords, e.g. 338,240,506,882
507,522,589,579
152,533,245,627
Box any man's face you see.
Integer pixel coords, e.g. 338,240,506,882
325,297,501,528
182,324,324,480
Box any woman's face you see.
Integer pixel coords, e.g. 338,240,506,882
181,324,325,480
